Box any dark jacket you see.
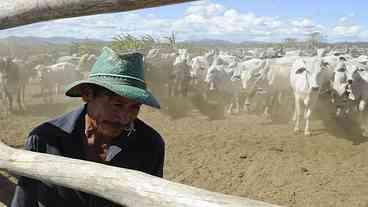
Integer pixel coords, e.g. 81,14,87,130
11,105,165,207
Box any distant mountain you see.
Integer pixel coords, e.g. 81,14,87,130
0,36,108,45
0,36,109,58
182,39,237,46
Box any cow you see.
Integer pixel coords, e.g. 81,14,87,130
144,48,177,100
0,71,9,117
260,56,300,121
190,50,216,86
169,49,191,97
77,53,97,72
290,57,331,136
35,62,83,103
238,58,268,112
343,59,368,136
0,57,23,112
205,57,243,116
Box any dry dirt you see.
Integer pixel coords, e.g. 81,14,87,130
1,94,368,207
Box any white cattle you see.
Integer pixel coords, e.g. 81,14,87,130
284,50,301,57
170,49,191,97
190,50,216,86
77,53,97,72
0,57,23,112
146,48,160,59
260,56,300,119
144,48,177,98
56,55,81,65
36,62,82,103
238,58,268,112
344,59,368,135
290,57,331,136
0,71,9,117
205,57,243,115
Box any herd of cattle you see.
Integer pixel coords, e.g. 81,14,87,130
144,47,368,137
1,46,368,137
0,53,96,114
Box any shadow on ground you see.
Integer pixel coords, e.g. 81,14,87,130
315,97,368,145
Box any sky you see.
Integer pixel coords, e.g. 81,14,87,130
1,0,368,43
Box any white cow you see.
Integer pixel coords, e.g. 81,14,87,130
344,59,368,135
0,71,9,117
36,62,82,103
290,57,331,136
239,58,268,112
170,49,191,97
205,57,243,115
144,48,177,99
190,50,216,86
261,56,300,120
56,55,81,65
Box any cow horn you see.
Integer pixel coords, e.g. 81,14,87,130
0,0,197,30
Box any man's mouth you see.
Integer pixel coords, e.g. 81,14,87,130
104,121,128,130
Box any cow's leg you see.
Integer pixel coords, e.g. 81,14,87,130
243,91,255,113
227,97,233,115
293,95,302,133
243,96,250,113
227,94,239,115
17,88,23,112
263,92,277,118
183,78,189,97
168,80,173,97
358,100,368,136
21,84,26,110
263,96,271,118
5,91,13,113
304,106,312,136
234,94,240,114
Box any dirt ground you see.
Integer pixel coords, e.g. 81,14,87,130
1,93,368,207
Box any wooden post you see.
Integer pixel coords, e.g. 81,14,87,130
0,0,197,30
0,140,281,207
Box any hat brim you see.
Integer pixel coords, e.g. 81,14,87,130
65,79,160,109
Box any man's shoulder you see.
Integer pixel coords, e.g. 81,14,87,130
30,105,85,136
134,119,164,146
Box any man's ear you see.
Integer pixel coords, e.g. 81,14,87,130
80,85,94,102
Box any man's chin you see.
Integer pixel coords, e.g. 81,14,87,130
102,128,124,138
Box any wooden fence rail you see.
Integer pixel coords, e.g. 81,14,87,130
0,140,281,207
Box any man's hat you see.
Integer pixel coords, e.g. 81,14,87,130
65,47,160,109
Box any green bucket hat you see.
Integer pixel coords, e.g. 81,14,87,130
65,47,160,109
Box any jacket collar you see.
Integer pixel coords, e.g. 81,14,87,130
48,104,86,134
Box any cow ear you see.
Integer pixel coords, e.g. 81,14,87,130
295,68,306,74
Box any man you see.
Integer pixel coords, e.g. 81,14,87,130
11,47,165,207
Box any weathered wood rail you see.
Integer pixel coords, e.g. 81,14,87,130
0,0,197,30
0,140,281,207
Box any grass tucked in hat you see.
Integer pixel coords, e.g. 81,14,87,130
65,47,160,109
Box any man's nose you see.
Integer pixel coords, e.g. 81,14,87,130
114,109,130,124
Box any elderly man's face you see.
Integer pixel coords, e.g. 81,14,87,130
84,91,141,139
